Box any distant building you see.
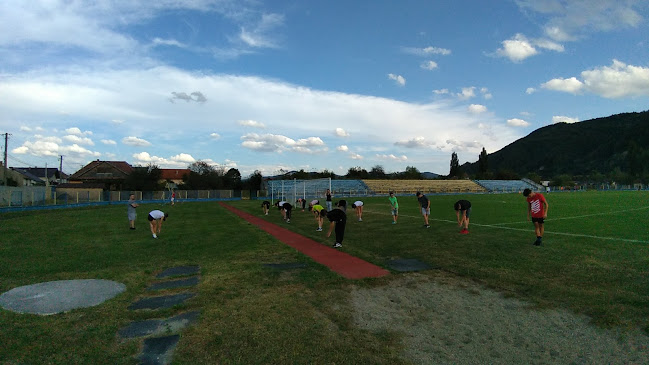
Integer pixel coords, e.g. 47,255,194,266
160,169,190,186
11,167,68,185
68,160,133,190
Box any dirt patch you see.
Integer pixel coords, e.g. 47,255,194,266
351,273,649,364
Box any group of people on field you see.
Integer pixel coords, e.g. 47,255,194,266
126,186,549,246
261,187,549,248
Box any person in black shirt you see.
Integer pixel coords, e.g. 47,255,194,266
261,200,271,215
416,192,430,228
454,199,472,234
326,203,347,248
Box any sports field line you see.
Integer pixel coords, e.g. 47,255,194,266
364,209,649,244
490,205,649,226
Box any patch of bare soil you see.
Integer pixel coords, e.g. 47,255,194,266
351,273,649,364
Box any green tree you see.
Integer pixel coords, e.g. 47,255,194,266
478,147,488,177
400,166,421,180
449,152,461,178
244,170,263,191
369,165,386,179
346,166,369,179
224,168,242,189
125,164,162,191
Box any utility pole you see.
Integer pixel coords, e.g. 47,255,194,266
59,155,64,183
2,133,10,186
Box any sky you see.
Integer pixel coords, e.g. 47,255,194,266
1,0,648,178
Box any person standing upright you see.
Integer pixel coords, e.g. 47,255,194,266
388,191,399,224
127,194,138,230
325,189,333,211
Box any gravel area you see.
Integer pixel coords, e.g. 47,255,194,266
351,273,649,364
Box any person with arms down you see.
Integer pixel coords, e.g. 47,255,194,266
523,188,549,246
326,201,347,248
148,210,168,239
454,199,471,234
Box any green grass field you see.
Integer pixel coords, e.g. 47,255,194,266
1,190,648,364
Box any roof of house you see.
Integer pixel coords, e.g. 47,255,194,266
12,167,68,179
70,160,133,179
11,168,45,183
160,169,190,180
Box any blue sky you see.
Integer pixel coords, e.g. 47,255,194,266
1,0,648,177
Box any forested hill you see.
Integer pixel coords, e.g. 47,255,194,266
461,110,649,179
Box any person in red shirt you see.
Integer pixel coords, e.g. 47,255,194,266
523,188,549,246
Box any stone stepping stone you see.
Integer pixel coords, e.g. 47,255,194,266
146,277,199,291
0,279,125,315
128,293,195,311
138,335,179,365
156,266,200,279
263,263,308,270
386,259,434,272
118,311,200,339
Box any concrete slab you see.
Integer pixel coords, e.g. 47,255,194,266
156,266,200,279
118,311,200,339
146,277,199,291
138,335,179,365
128,293,195,311
263,263,308,270
0,279,125,315
386,259,434,272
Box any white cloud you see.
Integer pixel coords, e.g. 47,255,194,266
63,135,94,145
210,133,221,139
350,153,363,160
0,66,520,174
60,143,100,157
388,73,406,86
170,153,196,163
335,128,349,137
468,104,487,114
541,77,584,94
402,46,451,56
238,119,266,128
65,127,92,136
552,116,579,124
376,154,408,161
122,136,152,147
480,87,493,99
457,87,476,100
337,145,349,152
238,13,285,48
496,34,538,62
395,136,435,148
540,60,649,98
516,0,644,41
433,89,449,95
101,139,117,145
507,118,530,127
581,60,649,98
421,61,438,70
240,133,325,154
526,87,536,94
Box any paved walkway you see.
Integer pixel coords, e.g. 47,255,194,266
220,203,389,279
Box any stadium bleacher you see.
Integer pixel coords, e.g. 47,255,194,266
474,180,537,193
362,180,485,195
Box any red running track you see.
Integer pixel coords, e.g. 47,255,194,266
220,203,390,280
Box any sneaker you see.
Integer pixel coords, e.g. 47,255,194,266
333,242,342,248
286,219,290,223
153,234,157,239
316,227,323,231
460,229,469,234
392,221,397,224
130,227,136,230
534,239,542,246
425,225,430,228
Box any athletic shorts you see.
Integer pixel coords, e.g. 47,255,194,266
391,208,398,216
464,207,471,218
531,217,544,224
128,212,136,221
421,207,430,215
147,214,155,221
